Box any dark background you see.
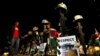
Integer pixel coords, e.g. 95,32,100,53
0,0,100,47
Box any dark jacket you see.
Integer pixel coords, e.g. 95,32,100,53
42,31,49,43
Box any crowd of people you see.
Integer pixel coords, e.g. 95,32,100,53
1,2,100,56
4,18,99,56
3,13,87,56
8,19,62,56
0,8,87,56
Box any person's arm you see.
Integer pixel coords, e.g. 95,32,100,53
39,32,43,43
58,22,61,26
56,40,60,48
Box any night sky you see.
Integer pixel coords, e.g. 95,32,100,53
0,0,100,45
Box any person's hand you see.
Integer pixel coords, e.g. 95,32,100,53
58,22,61,26
39,40,41,44
21,36,25,39
96,37,99,40
58,33,61,37
40,32,43,36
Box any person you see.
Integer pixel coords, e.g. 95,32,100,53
49,27,61,55
25,31,33,45
32,26,40,45
56,2,69,36
43,21,61,55
59,10,68,36
91,28,100,46
30,40,39,56
40,19,51,56
25,42,31,55
11,21,20,54
41,19,50,43
73,15,87,56
19,44,25,54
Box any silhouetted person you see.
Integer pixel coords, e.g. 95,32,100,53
11,21,20,54
74,18,87,56
32,26,40,45
56,2,68,36
59,11,68,36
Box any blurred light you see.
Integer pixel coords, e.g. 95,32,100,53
57,2,67,10
94,46,100,51
74,15,83,21
3,52,9,56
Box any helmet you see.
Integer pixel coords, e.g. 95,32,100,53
42,19,49,24
32,26,38,31
74,15,83,21
56,2,68,14
57,2,67,10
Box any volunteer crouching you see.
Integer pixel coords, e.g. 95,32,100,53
46,23,61,56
